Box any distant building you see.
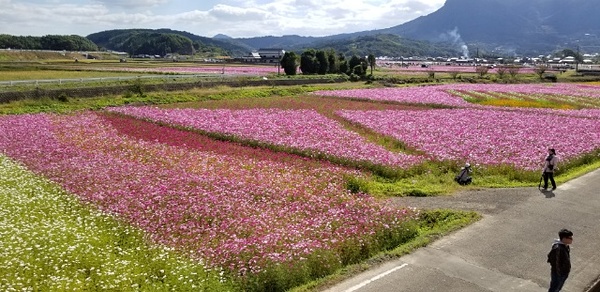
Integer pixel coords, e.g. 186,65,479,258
560,56,576,64
257,48,284,63
239,49,285,63
240,52,261,63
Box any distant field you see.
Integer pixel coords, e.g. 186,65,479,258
0,69,146,81
0,50,121,62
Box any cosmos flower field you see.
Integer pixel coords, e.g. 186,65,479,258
0,112,418,290
1,82,600,290
106,107,424,169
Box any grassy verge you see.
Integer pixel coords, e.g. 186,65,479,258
0,83,369,115
349,154,600,197
0,155,237,291
290,209,481,292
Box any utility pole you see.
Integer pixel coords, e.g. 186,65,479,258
576,45,580,72
277,50,281,75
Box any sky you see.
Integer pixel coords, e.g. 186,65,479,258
0,0,446,38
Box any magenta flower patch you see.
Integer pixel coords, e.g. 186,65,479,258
107,107,424,168
0,112,417,276
338,108,600,170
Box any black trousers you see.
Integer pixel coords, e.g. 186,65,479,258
543,171,556,189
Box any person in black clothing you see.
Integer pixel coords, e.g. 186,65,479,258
455,163,472,185
547,229,573,292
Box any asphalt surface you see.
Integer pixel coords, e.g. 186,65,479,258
323,169,600,292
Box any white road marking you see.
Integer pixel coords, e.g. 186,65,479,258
344,263,409,292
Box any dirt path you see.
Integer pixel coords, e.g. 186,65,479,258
385,186,550,215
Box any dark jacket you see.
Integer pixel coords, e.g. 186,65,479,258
547,240,571,276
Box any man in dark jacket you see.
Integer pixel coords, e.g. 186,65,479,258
547,229,573,292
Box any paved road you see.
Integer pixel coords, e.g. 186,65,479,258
324,169,600,292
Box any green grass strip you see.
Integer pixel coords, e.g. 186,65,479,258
290,209,481,292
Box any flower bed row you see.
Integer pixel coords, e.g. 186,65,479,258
313,83,600,108
337,108,600,170
0,112,418,290
313,86,472,107
107,107,424,169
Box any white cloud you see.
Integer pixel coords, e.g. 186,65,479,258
93,0,170,9
0,0,446,38
208,4,270,21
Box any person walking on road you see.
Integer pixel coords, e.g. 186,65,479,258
547,229,573,292
542,148,558,191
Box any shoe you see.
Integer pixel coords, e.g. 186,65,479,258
551,187,556,191
542,188,548,191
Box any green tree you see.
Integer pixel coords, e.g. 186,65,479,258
367,54,376,75
360,56,369,72
39,35,98,51
338,53,348,75
352,64,364,76
316,50,329,75
348,55,362,73
280,51,298,75
300,49,318,74
326,49,339,73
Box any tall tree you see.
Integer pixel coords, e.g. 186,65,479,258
316,50,329,75
367,54,376,75
300,49,318,74
326,48,339,74
348,55,362,73
280,51,298,75
338,53,348,75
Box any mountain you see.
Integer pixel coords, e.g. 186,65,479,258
229,0,600,56
379,0,600,56
86,1,600,58
289,34,462,58
87,29,252,57
233,35,320,50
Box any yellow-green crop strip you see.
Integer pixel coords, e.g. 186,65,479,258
0,155,236,291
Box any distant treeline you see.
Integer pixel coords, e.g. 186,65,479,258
0,31,231,57
0,34,98,51
94,32,194,56
87,29,236,57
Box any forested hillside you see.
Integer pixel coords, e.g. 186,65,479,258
87,29,251,57
0,35,98,51
291,34,461,58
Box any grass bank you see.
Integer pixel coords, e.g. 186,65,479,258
291,209,481,292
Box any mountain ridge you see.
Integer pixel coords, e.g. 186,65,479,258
227,0,600,56
84,0,600,57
